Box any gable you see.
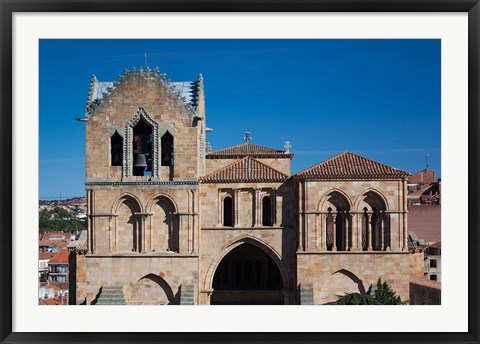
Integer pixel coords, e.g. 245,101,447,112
84,67,200,118
200,156,288,183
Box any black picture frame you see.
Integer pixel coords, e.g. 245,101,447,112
1,1,478,343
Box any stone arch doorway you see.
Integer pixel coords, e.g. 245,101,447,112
210,243,284,305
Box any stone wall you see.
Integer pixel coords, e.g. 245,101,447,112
84,255,199,305
297,252,413,304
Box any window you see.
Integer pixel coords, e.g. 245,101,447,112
262,196,272,226
161,131,174,166
223,196,233,227
430,274,437,281
132,119,153,176
430,259,437,268
110,131,123,166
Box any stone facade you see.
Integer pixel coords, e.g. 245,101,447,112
70,68,423,305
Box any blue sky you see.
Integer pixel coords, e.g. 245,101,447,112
39,39,440,199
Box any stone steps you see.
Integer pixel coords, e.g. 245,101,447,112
180,284,195,305
95,285,127,305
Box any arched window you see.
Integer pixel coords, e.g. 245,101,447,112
110,131,123,166
151,197,178,253
223,196,233,227
321,192,351,252
116,197,141,253
161,132,174,166
132,119,153,176
262,196,272,226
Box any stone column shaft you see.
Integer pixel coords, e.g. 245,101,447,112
367,212,373,251
380,212,384,251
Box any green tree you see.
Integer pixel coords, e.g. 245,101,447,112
328,278,405,305
373,278,405,305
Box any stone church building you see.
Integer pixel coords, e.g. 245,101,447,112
69,67,423,305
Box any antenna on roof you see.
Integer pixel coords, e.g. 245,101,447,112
144,53,148,69
425,152,430,170
244,132,252,143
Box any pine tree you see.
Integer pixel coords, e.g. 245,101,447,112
329,277,405,305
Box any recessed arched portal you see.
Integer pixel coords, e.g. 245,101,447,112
211,243,284,305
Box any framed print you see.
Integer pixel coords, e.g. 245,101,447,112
1,1,479,344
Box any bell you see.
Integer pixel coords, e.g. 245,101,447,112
134,154,147,167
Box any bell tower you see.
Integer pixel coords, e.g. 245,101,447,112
74,67,204,305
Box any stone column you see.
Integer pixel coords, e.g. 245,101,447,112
91,190,96,254
332,213,337,252
86,190,92,253
403,180,408,251
108,216,113,253
344,211,349,251
368,212,373,251
352,213,359,251
320,213,327,251
148,214,153,252
206,290,213,305
114,215,118,252
297,182,304,251
142,214,148,253
234,189,240,227
272,188,277,226
380,211,384,251
217,189,222,226
254,188,261,227
135,215,141,252
385,214,391,251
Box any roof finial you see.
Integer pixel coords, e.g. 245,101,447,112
426,152,430,170
284,141,291,153
244,131,252,143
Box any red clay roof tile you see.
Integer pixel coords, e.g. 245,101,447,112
200,156,288,183
206,143,293,159
294,151,410,179
48,248,69,265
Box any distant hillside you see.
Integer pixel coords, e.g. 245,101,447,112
39,197,87,234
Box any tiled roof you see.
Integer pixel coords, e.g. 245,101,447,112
48,248,69,265
294,151,410,179
39,252,56,260
200,156,288,183
429,241,441,249
410,273,441,290
39,297,68,305
207,143,293,159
